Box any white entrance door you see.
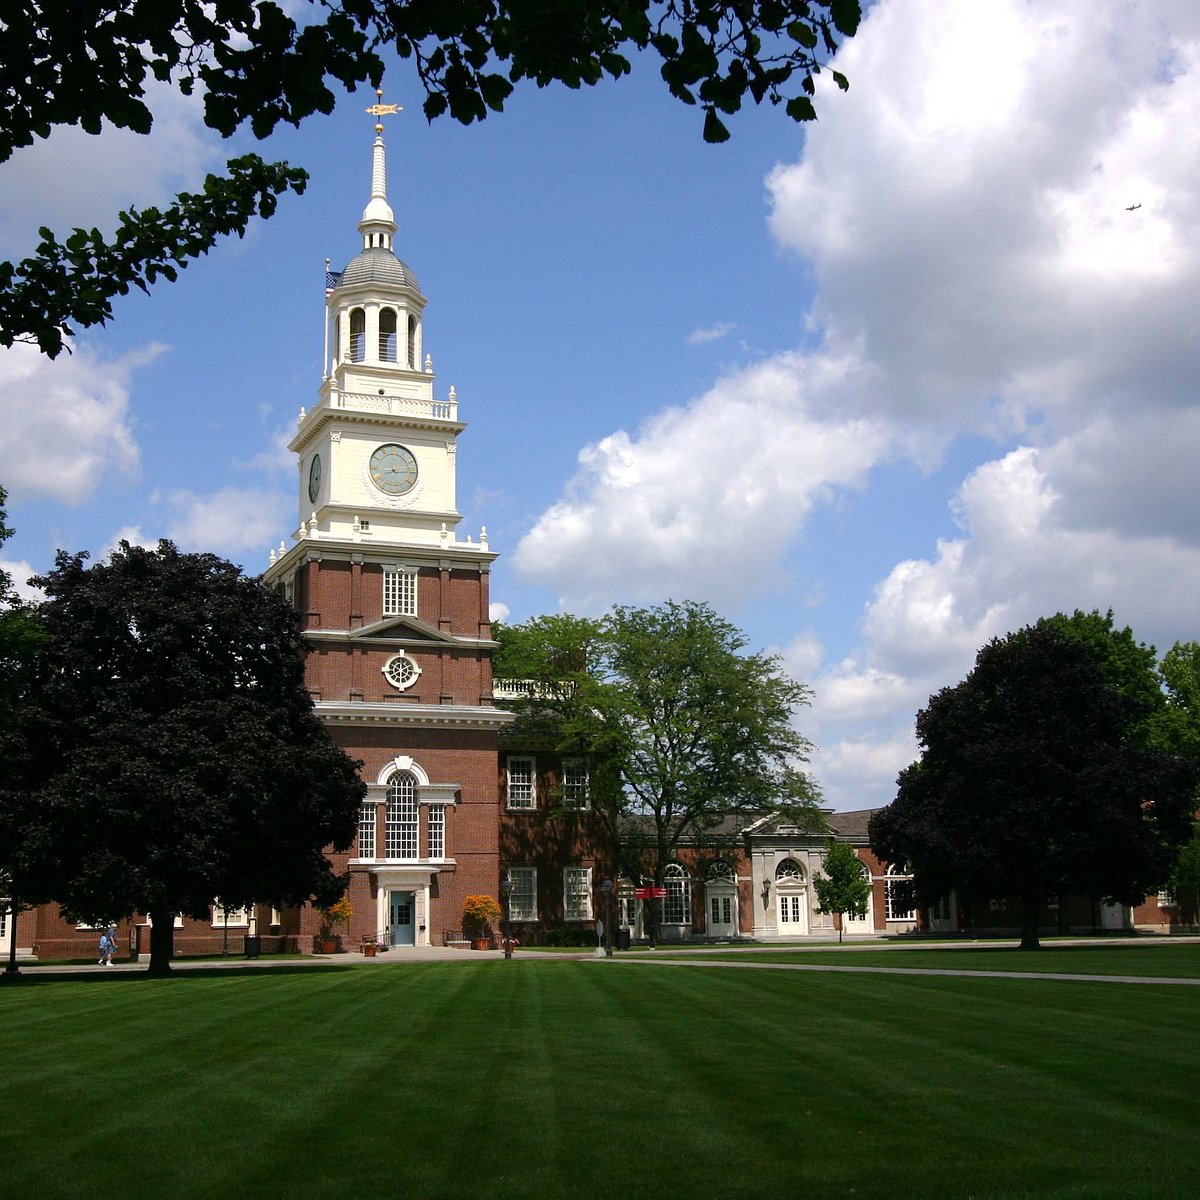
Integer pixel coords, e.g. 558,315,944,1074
708,891,737,937
777,891,809,936
390,891,415,946
1100,902,1127,931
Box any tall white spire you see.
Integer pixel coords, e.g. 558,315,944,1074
359,90,402,251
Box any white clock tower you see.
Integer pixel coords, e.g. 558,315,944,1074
263,100,510,953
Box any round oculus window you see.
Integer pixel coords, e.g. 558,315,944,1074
382,653,421,691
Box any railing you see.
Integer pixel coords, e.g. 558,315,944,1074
327,390,457,421
361,929,391,953
492,678,575,701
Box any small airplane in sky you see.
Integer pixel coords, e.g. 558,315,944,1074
1125,203,1142,211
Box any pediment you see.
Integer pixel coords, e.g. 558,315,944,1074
350,614,460,644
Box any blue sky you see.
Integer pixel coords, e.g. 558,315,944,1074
4,1,1200,810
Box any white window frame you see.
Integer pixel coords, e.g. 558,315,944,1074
779,894,806,925
358,801,377,860
506,756,536,811
212,901,251,928
385,771,419,860
563,867,592,922
560,759,590,810
427,803,446,861
885,864,916,922
382,565,418,616
508,867,537,922
0,904,7,942
663,863,691,926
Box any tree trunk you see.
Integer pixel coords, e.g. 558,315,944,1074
1019,895,1041,951
4,901,19,977
147,909,175,974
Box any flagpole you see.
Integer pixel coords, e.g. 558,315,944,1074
323,257,331,380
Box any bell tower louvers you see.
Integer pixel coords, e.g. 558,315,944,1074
263,102,510,953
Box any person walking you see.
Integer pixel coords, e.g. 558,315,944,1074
98,928,115,967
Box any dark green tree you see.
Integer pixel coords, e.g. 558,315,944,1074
497,600,822,883
0,541,365,974
870,622,1195,950
813,837,870,943
0,486,47,976
1,1,859,357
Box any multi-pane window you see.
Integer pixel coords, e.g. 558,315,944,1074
506,756,536,810
0,904,7,942
561,759,589,809
358,802,377,859
563,867,592,921
508,868,537,922
779,895,805,924
383,567,417,616
385,772,419,860
212,902,251,927
663,863,691,925
885,864,916,921
427,804,445,860
710,896,733,925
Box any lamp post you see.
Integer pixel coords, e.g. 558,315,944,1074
501,870,513,960
601,877,613,957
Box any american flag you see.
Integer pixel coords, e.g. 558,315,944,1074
325,269,342,297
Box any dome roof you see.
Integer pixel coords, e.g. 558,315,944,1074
338,246,420,292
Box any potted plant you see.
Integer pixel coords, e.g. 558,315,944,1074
316,896,352,953
462,894,502,950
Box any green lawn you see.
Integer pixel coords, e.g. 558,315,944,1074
2,959,1198,1199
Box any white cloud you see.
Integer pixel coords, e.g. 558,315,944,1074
0,558,43,602
0,82,218,257
0,340,156,503
161,487,291,558
687,322,736,346
514,352,892,612
489,601,511,624
516,0,1200,810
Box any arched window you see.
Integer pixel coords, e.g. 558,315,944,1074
407,314,418,367
885,863,916,922
349,308,366,363
707,860,735,884
775,859,805,883
379,308,398,362
385,771,418,860
663,863,691,925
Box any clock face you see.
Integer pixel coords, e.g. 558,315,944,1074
308,454,321,503
369,443,418,496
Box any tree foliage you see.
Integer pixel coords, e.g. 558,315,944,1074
869,620,1196,950
0,541,365,973
496,600,822,877
812,838,870,943
1,1,859,356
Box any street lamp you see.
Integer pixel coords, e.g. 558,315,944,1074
601,877,613,957
501,870,513,960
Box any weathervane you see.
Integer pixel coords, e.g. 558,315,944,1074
365,88,402,133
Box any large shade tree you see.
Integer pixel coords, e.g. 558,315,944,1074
869,621,1196,950
0,541,365,974
2,0,860,358
496,600,823,882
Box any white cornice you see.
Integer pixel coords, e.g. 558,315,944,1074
314,701,515,730
263,536,497,583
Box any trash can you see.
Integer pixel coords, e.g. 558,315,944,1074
617,927,631,951
244,935,261,959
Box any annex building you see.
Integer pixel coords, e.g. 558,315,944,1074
12,118,1185,962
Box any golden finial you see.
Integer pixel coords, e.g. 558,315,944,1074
365,87,402,133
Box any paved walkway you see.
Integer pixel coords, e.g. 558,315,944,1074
9,935,1200,985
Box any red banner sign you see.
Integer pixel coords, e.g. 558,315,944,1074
633,887,667,899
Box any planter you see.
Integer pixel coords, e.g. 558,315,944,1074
362,942,378,958
472,937,493,950
317,938,338,954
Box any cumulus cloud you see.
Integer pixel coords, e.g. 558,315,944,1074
160,487,291,559
0,558,43,602
0,340,157,503
489,601,511,624
514,352,892,612
0,82,218,258
516,0,1200,809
